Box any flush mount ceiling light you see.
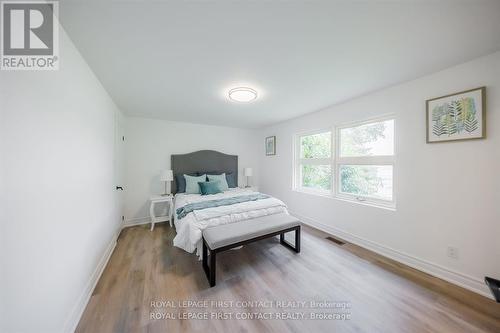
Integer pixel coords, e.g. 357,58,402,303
228,87,258,103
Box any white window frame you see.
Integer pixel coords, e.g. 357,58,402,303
293,128,334,196
293,115,396,210
335,115,396,208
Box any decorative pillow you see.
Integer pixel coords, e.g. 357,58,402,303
184,174,207,194
205,171,237,188
225,172,237,188
207,173,229,191
175,172,198,193
198,181,223,195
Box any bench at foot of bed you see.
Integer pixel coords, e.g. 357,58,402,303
202,213,301,287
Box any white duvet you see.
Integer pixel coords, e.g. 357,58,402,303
173,188,288,258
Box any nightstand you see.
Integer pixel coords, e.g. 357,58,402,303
149,195,174,231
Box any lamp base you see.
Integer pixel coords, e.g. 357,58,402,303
161,181,171,196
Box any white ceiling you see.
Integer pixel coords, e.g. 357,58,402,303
60,1,500,128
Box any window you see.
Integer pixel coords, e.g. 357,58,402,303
293,117,395,208
336,118,394,206
295,130,333,194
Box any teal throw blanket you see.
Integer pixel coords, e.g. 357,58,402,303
176,193,270,220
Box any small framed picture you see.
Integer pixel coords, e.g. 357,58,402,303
426,87,486,143
265,136,276,155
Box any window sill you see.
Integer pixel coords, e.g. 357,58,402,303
293,187,332,198
292,188,396,211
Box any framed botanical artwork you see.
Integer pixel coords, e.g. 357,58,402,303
426,87,486,143
265,136,276,155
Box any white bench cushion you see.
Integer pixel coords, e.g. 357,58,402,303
202,213,300,250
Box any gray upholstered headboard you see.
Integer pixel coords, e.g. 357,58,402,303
171,150,238,194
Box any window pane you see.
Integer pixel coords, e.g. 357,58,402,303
340,120,394,157
301,165,332,191
300,132,331,158
339,165,393,200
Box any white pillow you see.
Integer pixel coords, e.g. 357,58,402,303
184,174,207,194
207,173,229,191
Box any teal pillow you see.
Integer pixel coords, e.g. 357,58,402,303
184,174,206,194
207,173,229,191
198,181,222,195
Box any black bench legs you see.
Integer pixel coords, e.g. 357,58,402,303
202,225,301,288
280,226,301,253
202,239,216,287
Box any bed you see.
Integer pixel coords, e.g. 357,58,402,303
171,150,289,258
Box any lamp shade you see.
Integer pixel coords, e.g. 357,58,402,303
160,169,173,181
244,167,253,177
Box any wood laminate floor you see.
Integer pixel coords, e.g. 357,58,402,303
76,223,500,333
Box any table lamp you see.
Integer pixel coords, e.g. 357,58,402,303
160,169,173,195
244,167,253,188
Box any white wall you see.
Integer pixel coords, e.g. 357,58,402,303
259,51,500,298
124,117,260,224
0,25,123,332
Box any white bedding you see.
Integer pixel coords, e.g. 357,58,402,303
173,188,288,258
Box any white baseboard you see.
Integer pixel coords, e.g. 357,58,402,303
123,216,151,228
123,216,172,228
290,211,493,300
63,217,158,332
62,229,120,333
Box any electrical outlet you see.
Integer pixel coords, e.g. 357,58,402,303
447,246,459,259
